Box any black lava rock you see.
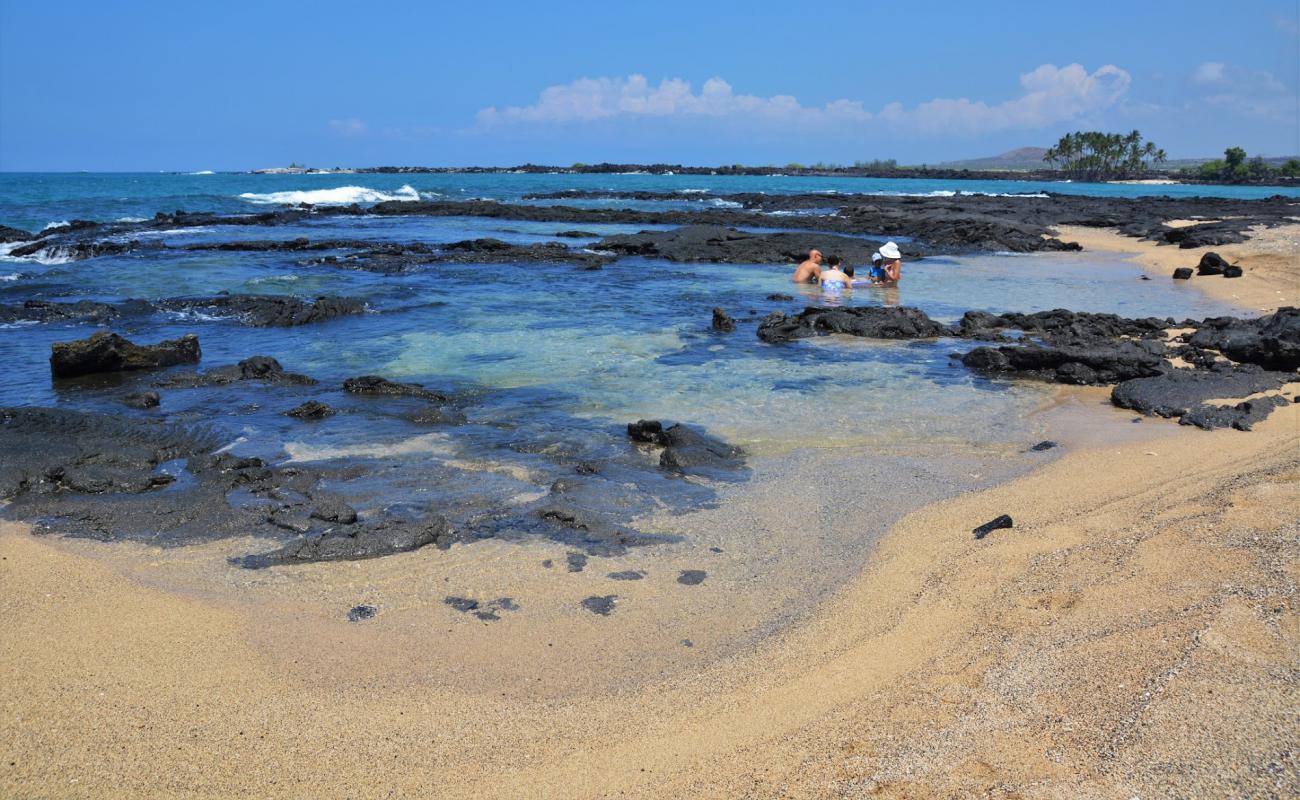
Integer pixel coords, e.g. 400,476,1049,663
50,332,200,378
973,515,1013,540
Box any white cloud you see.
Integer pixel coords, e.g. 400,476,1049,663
1189,62,1295,119
475,64,1131,135
328,118,368,137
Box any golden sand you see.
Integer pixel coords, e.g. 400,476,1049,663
2,227,1298,799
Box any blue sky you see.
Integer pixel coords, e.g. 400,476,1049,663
1,0,1296,170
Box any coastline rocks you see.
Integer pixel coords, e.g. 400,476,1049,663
711,307,736,332
1110,364,1293,429
155,356,316,388
627,419,745,473
595,225,898,264
961,341,1167,385
158,294,366,327
441,238,613,268
233,515,452,569
0,224,35,243
758,306,949,343
50,331,200,378
0,298,151,325
343,375,453,402
953,308,1172,342
1185,307,1300,370
1173,267,1193,280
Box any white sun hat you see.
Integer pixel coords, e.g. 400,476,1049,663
871,251,883,264
879,241,901,260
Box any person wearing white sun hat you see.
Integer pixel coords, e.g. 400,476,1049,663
876,241,902,284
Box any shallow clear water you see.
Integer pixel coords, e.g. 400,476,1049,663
0,175,1250,536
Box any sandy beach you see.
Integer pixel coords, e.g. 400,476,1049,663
3,222,1298,798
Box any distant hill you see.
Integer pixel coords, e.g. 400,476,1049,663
939,147,1049,171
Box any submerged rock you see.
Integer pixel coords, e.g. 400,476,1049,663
158,294,366,327
155,355,316,388
234,515,452,569
50,332,200,378
122,390,161,409
285,400,335,419
627,419,745,473
343,375,453,401
711,307,736,332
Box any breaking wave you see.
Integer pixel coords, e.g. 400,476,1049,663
237,184,422,206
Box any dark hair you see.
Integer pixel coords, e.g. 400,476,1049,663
826,255,843,267
843,264,855,277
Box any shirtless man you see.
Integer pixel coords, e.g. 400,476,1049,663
791,249,822,283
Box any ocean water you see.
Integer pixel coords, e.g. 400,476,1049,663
0,171,1296,232
0,173,1251,536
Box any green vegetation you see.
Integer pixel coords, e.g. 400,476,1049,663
570,162,587,169
1042,130,1166,180
1183,147,1300,182
852,159,899,170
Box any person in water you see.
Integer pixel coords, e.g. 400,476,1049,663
792,249,823,283
819,255,851,288
876,241,902,283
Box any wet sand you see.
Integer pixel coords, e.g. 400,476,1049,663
3,386,1298,798
3,225,1299,798
1057,222,1300,313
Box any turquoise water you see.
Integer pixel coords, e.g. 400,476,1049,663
0,174,1250,531
1,171,1296,232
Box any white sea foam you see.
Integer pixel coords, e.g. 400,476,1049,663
0,273,20,281
0,240,73,265
284,432,453,462
190,170,216,175
115,216,148,223
237,184,422,206
711,199,742,208
248,274,301,285
676,188,709,194
41,220,70,230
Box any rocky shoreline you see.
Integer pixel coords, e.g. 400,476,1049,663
2,188,1297,572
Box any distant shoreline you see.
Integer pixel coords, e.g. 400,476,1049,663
244,163,1300,187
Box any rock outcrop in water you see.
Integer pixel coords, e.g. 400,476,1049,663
628,419,745,473
155,356,316,388
233,515,454,569
758,306,950,343
960,341,1169,386
158,294,367,327
594,225,906,263
343,375,454,401
50,331,201,378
